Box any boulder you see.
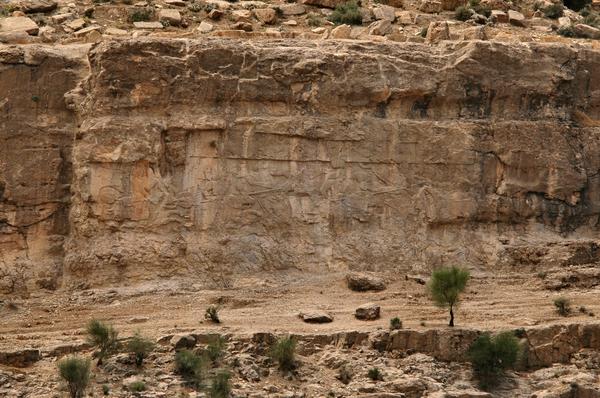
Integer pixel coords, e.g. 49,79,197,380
159,9,182,25
198,21,214,33
346,272,386,292
299,311,334,323
355,303,381,320
418,0,442,13
0,16,39,35
19,0,57,13
491,9,508,23
208,8,224,19
373,5,396,21
574,23,600,39
330,24,352,38
133,21,164,29
254,8,276,24
396,11,413,24
232,21,253,31
426,21,450,42
170,334,196,349
508,10,526,27
65,18,85,31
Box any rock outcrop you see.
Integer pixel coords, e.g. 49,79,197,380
1,39,600,290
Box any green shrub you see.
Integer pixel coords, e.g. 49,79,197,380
129,381,146,392
58,356,91,398
328,1,362,25
205,305,221,323
558,24,576,37
554,297,571,316
337,365,353,384
455,5,472,20
513,328,526,338
206,335,227,364
102,384,110,395
543,3,564,18
129,8,153,22
419,26,428,37
175,349,206,387
127,332,155,367
583,12,600,28
389,317,402,330
271,336,296,371
367,367,383,381
468,332,520,388
86,319,119,365
208,370,231,398
473,3,491,17
307,13,324,27
427,266,470,327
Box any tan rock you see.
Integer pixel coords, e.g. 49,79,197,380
105,27,129,36
159,9,182,25
368,19,392,35
0,16,39,35
197,21,214,33
574,23,600,39
373,5,396,21
279,3,306,15
441,0,465,10
426,20,449,42
65,18,85,31
330,23,351,38
19,0,57,13
133,21,164,29
491,9,508,23
253,8,276,24
355,303,381,320
208,9,224,19
418,0,442,13
508,10,526,27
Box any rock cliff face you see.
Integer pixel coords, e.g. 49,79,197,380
1,39,600,291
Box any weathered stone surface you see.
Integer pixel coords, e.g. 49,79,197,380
133,21,164,29
355,303,381,320
197,21,214,33
0,16,39,35
508,10,526,26
253,8,276,24
426,20,449,42
574,23,600,39
159,9,182,25
441,0,465,10
19,0,57,13
0,349,41,367
279,4,306,15
299,311,334,323
330,24,352,38
346,273,386,291
491,9,508,23
368,19,392,35
419,0,442,13
1,40,600,292
373,5,396,21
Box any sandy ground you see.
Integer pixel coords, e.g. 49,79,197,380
1,268,599,352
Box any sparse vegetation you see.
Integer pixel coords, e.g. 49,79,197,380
271,335,297,371
468,332,520,388
427,266,470,327
542,2,564,18
205,335,227,364
205,305,221,323
513,328,526,339
127,332,155,367
129,381,146,392
554,297,572,316
86,319,119,365
328,1,362,25
367,367,383,381
129,8,153,22
558,24,576,37
455,5,472,21
419,26,428,37
307,13,324,27
389,317,402,330
208,370,232,398
102,384,110,395
175,349,206,388
337,365,353,384
58,356,91,398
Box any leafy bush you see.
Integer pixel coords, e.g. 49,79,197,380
554,297,571,316
175,349,206,387
58,356,91,398
337,365,353,384
583,12,600,28
307,12,324,27
455,6,473,21
558,24,576,37
206,335,227,364
389,317,402,330
513,328,526,338
127,332,155,367
468,332,520,388
87,319,119,365
543,3,564,18
367,367,383,381
427,266,470,327
102,384,110,395
129,381,146,392
271,336,296,371
208,370,231,398
205,305,221,323
328,1,362,25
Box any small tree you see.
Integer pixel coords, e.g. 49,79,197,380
175,349,206,388
127,332,155,367
205,305,221,323
208,370,231,398
554,297,572,316
86,319,119,365
271,336,296,371
468,332,520,388
428,266,470,327
58,356,91,398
